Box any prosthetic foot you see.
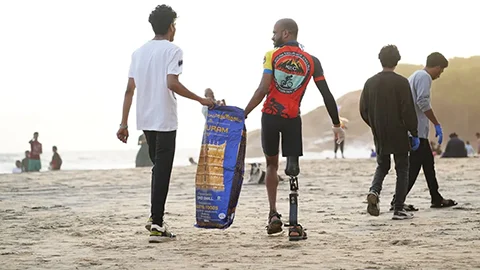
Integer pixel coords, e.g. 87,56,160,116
285,156,307,241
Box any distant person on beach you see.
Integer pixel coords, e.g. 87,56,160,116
334,119,347,158
370,149,377,158
49,146,63,170
116,4,214,243
244,18,344,239
202,88,226,119
476,132,480,154
135,134,153,167
28,132,42,172
22,151,30,172
442,133,467,158
12,160,22,174
391,52,457,210
360,44,418,220
188,157,197,165
465,141,476,157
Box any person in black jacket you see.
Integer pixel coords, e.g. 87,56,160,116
360,44,419,220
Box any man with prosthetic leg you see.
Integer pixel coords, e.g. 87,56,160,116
244,18,345,241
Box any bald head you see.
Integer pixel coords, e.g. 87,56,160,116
275,18,298,38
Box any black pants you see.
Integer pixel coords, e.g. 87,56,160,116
392,138,443,205
144,130,176,227
369,153,409,211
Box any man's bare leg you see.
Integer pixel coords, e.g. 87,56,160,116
265,154,282,234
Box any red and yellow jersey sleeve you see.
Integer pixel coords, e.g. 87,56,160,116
263,50,274,74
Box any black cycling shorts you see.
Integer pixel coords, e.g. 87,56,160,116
261,113,303,157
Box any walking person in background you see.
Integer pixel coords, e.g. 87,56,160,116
28,132,42,172
360,44,419,220
334,119,347,159
391,52,457,210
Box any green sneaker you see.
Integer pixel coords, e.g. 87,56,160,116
145,217,153,231
149,223,176,243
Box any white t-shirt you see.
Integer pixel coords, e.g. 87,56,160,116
128,40,183,131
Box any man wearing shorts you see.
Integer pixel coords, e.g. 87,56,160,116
244,18,345,239
116,4,214,243
28,132,42,172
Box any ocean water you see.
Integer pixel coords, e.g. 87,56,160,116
0,144,372,175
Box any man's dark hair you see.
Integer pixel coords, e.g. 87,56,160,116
53,146,57,151
426,52,448,68
378,45,401,68
148,5,177,35
34,132,38,136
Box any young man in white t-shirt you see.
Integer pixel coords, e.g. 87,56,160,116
116,4,214,243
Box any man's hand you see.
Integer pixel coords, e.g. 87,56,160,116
332,126,345,144
117,127,129,143
200,97,215,109
435,124,443,145
411,136,420,151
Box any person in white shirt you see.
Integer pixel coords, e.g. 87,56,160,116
116,4,214,243
465,141,476,157
12,160,22,174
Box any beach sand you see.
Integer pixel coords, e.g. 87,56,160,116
1,157,479,270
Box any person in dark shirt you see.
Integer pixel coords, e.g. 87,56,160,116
244,18,345,240
135,134,153,167
21,150,30,172
49,146,62,170
360,44,419,220
442,133,467,158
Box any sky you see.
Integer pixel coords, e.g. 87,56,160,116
0,0,479,153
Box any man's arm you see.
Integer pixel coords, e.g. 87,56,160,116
120,77,136,127
244,73,272,117
359,82,370,127
312,56,340,126
167,75,203,102
244,51,274,117
400,78,419,137
414,74,439,125
166,49,211,105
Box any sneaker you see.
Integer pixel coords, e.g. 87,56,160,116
392,210,414,220
367,191,380,216
145,217,152,231
149,223,176,243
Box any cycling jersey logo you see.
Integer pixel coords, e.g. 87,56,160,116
273,51,311,94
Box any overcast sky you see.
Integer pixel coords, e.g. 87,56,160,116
1,0,478,153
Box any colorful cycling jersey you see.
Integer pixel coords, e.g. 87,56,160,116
261,41,325,118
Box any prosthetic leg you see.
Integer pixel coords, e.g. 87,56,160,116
285,156,307,241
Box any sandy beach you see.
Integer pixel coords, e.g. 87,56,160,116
1,157,479,270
